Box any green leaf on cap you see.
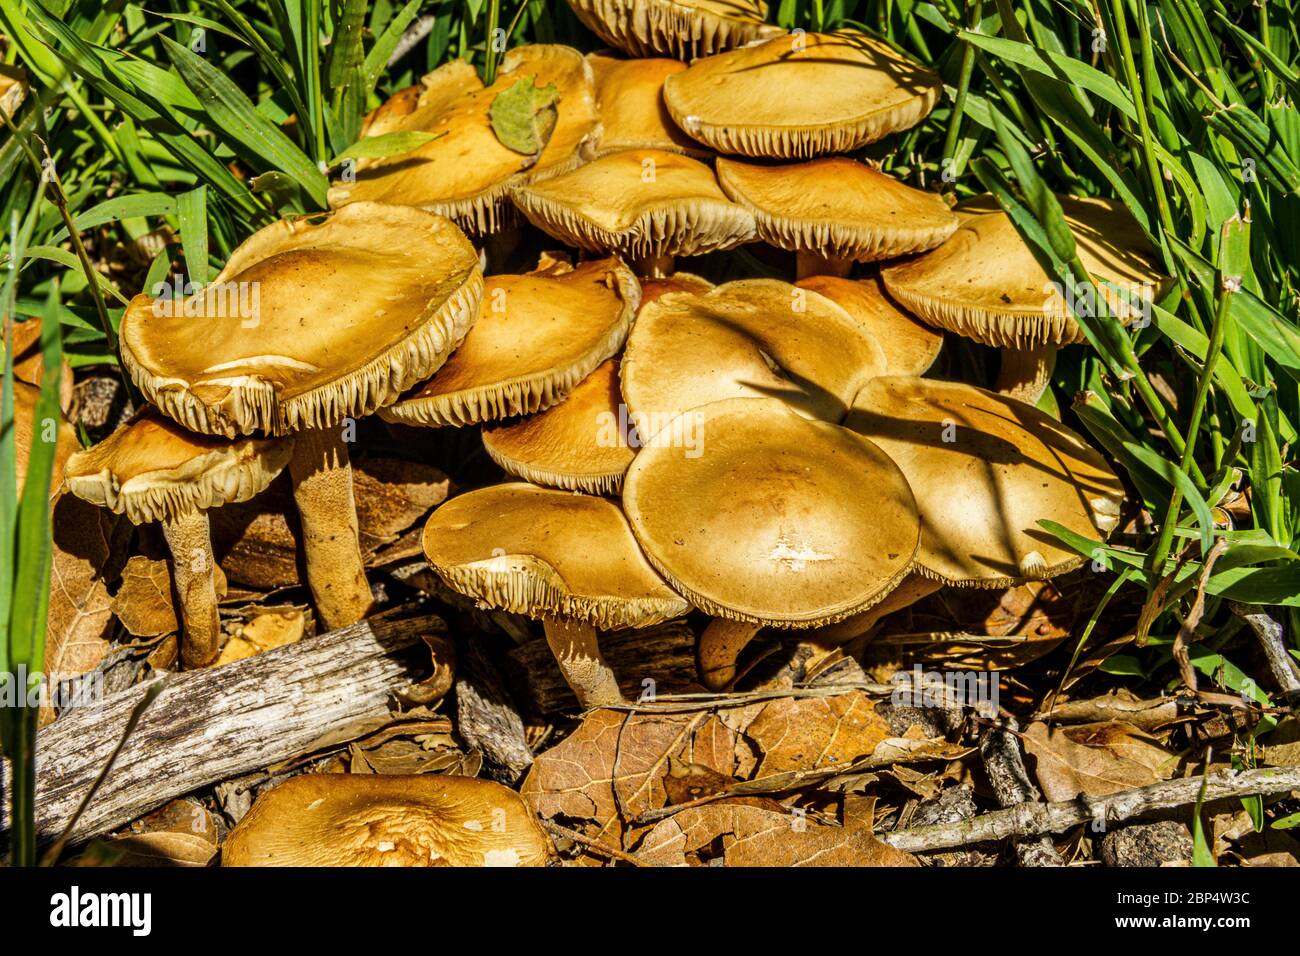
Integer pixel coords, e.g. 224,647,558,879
489,77,559,156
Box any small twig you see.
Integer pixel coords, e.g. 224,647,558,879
1173,537,1229,694
880,766,1300,852
387,15,436,69
540,819,647,867
1230,601,1300,702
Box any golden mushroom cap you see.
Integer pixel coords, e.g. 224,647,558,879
0,64,28,120
621,278,887,435
845,376,1125,587
328,46,600,234
119,202,483,438
716,156,958,262
422,482,689,629
663,30,941,158
623,397,920,626
566,0,782,60
880,195,1167,349
63,409,291,525
796,275,943,376
482,359,636,495
638,271,714,306
588,53,707,157
381,257,638,427
222,773,553,867
510,148,755,262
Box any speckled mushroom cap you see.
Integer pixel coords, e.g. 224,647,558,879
880,195,1166,349
482,359,635,494
119,203,483,439
63,409,292,526
624,398,919,626
621,278,887,433
222,773,552,867
380,257,638,427
422,482,689,629
845,376,1125,587
327,46,600,234
716,157,958,261
588,53,706,157
510,148,755,262
663,30,941,158
566,0,782,60
796,275,943,375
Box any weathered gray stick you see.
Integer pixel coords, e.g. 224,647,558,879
1,614,438,847
981,720,1065,867
881,766,1300,852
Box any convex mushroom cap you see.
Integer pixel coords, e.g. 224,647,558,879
327,46,600,234
795,275,942,375
120,202,484,439
623,396,920,627
63,409,291,526
482,358,635,494
222,773,552,866
381,257,638,427
717,157,957,269
880,194,1166,350
663,30,941,158
845,376,1125,587
621,278,886,435
423,482,687,630
588,53,707,157
423,482,689,706
566,0,781,60
510,149,755,272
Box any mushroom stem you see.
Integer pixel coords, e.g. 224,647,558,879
289,425,373,631
634,254,675,278
697,618,762,691
994,343,1057,406
160,509,222,669
796,251,853,280
542,617,624,708
808,572,944,645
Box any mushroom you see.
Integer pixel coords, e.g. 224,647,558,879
566,0,781,60
587,53,708,157
639,271,714,304
482,358,635,494
119,202,484,630
0,64,28,119
880,195,1167,404
844,375,1125,589
510,148,755,276
380,256,638,427
328,46,600,236
663,30,941,158
422,482,689,707
63,410,291,667
716,156,958,277
222,773,552,866
795,275,944,376
620,278,887,438
622,397,920,690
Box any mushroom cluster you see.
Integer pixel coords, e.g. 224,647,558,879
81,9,1144,717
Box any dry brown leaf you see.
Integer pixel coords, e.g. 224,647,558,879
521,708,733,846
1023,720,1178,802
41,494,121,725
111,555,178,638
215,606,304,665
103,831,218,867
745,691,891,776
1261,717,1300,768
636,802,920,867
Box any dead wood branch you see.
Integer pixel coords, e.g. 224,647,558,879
1,614,439,847
881,766,1300,853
